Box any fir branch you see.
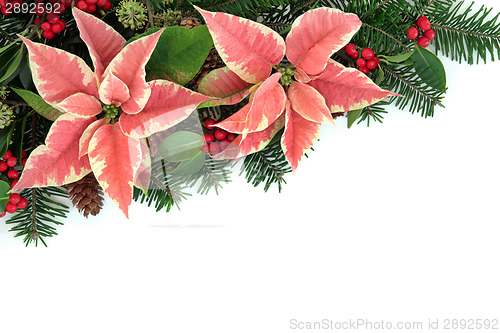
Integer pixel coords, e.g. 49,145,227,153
362,22,411,52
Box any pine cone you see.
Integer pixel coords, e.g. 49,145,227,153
66,173,104,218
188,48,224,91
179,17,201,29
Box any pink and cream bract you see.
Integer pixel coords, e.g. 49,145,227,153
13,8,211,217
195,6,399,171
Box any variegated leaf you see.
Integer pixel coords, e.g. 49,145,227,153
213,114,285,160
194,6,285,84
281,101,321,172
56,92,102,117
103,29,164,115
79,118,107,158
88,124,142,218
308,60,399,113
198,67,252,106
215,73,286,134
119,80,212,138
98,71,131,106
135,138,151,192
286,8,362,76
72,7,126,80
11,114,94,191
19,36,99,105
287,81,334,125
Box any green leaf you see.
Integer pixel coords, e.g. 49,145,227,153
0,180,10,213
145,25,214,85
12,114,28,163
11,87,63,121
19,55,34,90
170,151,205,176
379,50,415,64
0,123,15,158
412,46,447,93
158,131,204,162
375,67,384,85
0,46,23,84
347,109,363,128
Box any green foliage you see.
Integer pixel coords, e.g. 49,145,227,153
356,101,389,126
241,139,291,192
412,45,447,93
6,186,69,247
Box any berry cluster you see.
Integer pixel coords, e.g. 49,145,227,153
74,0,111,14
0,149,28,217
201,118,236,155
406,16,435,48
345,44,380,75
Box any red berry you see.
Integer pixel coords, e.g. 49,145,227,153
21,150,27,158
406,26,419,40
41,21,51,31
97,0,106,6
1,6,12,16
424,29,435,41
17,197,28,209
349,50,359,59
203,133,214,143
34,3,46,16
345,44,356,56
2,149,12,160
101,0,111,10
46,12,59,24
214,129,227,141
417,16,431,30
5,202,17,214
0,161,7,172
22,158,26,167
204,118,216,129
358,66,370,74
417,36,430,48
35,0,44,2
49,0,58,3
85,3,96,13
7,169,18,179
34,17,43,25
6,157,17,167
51,21,65,33
366,59,378,70
61,0,72,7
0,211,5,218
200,143,209,153
373,56,380,65
219,140,230,151
226,133,236,142
42,30,55,40
356,58,366,68
11,179,18,188
361,48,375,60
86,0,97,4
9,193,21,205
209,142,220,155
76,0,87,10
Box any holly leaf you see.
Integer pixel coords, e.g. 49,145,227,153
12,114,95,191
280,101,321,172
0,123,15,159
158,131,204,162
88,124,142,218
286,7,362,76
145,25,214,86
347,109,363,128
0,44,23,84
308,60,400,113
198,67,253,107
11,87,63,121
0,180,10,213
412,46,447,93
170,152,205,176
194,6,285,84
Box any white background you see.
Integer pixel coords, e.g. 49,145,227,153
1,1,500,332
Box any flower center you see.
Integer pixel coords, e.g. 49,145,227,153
103,104,119,119
277,65,294,86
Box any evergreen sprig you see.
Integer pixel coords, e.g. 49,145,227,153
241,139,291,192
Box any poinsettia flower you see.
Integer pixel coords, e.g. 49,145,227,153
13,8,211,217
195,6,399,171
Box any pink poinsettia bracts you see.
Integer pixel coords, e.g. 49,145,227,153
195,6,399,171
13,8,211,217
